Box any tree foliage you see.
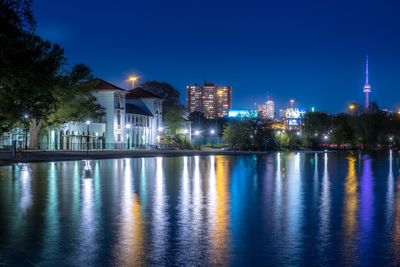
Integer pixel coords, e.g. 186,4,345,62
164,104,184,137
0,1,103,148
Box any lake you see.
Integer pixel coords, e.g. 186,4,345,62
0,151,399,266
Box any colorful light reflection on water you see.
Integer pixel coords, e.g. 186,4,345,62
0,152,399,266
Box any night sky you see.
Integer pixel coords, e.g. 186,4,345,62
33,0,400,112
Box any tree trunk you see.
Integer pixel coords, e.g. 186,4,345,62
29,119,43,150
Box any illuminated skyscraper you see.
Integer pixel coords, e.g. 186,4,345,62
363,55,372,112
257,104,266,119
186,84,202,114
186,82,232,119
266,98,275,120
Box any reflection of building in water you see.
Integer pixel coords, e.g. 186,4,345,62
387,150,394,224
177,157,193,263
209,155,230,265
114,159,145,266
393,157,400,261
285,153,302,258
42,162,61,261
360,156,373,262
151,157,168,264
343,156,358,264
318,153,330,249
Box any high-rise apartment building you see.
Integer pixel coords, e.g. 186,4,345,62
186,84,203,114
186,82,232,119
266,98,275,120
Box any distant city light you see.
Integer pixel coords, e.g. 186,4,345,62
296,131,301,136
86,120,91,125
324,135,328,140
228,109,257,118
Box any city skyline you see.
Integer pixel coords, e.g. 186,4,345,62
33,0,400,112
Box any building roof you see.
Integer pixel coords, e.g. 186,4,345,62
126,87,162,99
126,103,153,116
92,78,127,92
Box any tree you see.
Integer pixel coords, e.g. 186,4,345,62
223,119,253,150
141,81,182,117
164,104,184,138
0,1,103,149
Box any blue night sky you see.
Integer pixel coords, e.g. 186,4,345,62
33,0,400,113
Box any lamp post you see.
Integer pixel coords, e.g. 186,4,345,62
126,124,131,149
195,130,200,150
23,114,29,150
128,75,138,90
210,129,215,148
86,121,91,157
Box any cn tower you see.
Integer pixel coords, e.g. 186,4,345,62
363,55,371,112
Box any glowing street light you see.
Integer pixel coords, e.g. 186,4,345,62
324,135,329,140
23,114,30,150
158,126,164,132
290,99,295,108
128,75,138,89
296,131,301,136
210,129,215,135
195,130,200,136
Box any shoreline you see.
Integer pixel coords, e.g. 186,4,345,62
0,149,332,166
0,148,392,166
0,149,269,166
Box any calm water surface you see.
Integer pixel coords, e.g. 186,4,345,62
0,152,400,266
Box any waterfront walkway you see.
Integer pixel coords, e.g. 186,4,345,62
0,149,269,165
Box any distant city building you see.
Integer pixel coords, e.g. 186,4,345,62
266,98,275,120
186,84,202,114
363,55,372,112
186,82,232,119
228,109,258,119
279,109,286,119
285,107,306,130
257,104,266,119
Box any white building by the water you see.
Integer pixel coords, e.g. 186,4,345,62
0,79,164,150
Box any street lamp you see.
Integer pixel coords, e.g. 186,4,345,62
86,121,91,156
128,75,138,90
195,130,200,150
126,124,131,149
210,129,215,148
23,114,29,150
